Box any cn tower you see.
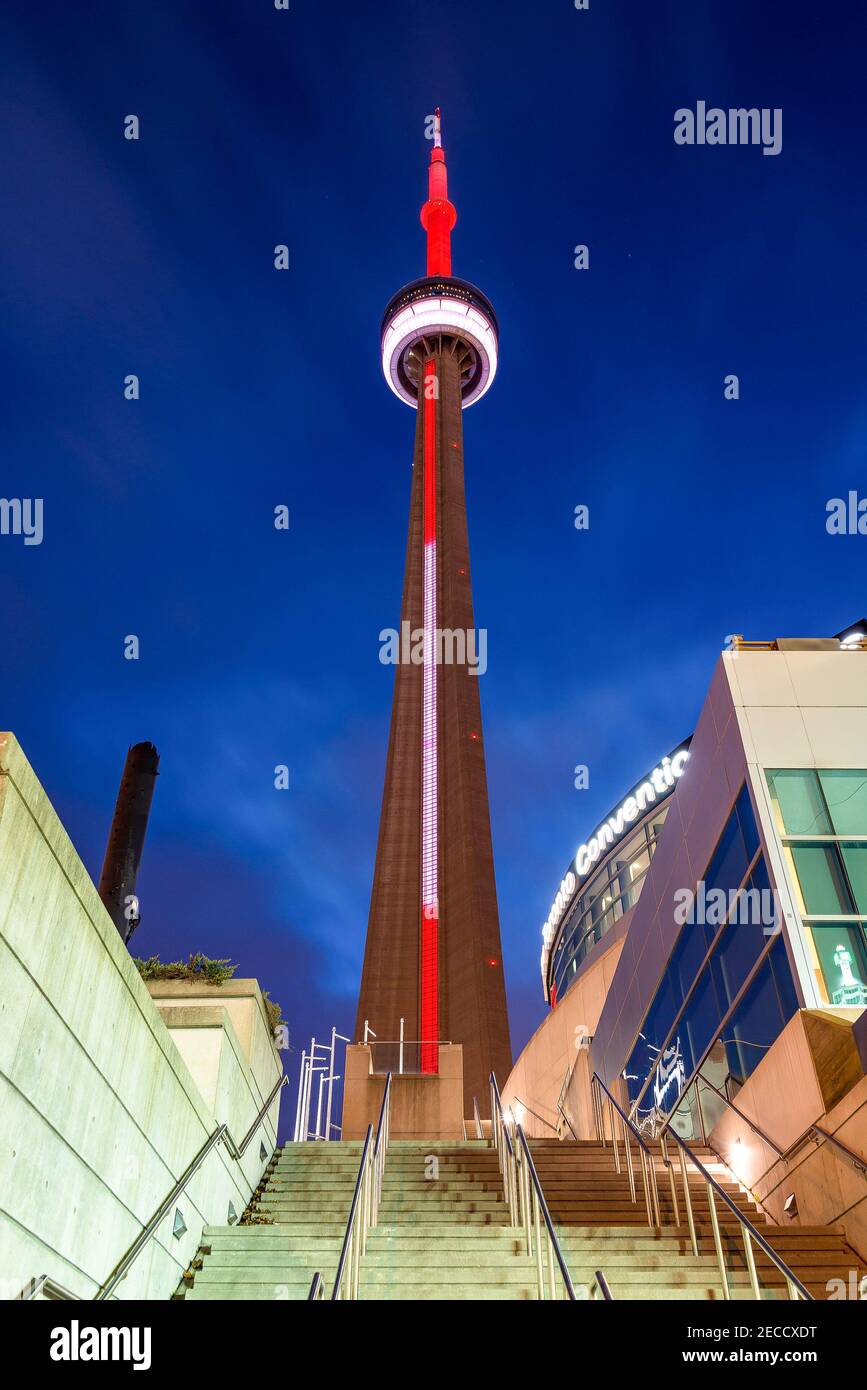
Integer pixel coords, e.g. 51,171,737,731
355,110,512,1114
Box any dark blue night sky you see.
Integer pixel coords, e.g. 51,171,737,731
2,1,865,1114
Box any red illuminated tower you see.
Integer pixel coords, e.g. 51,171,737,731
355,111,511,1114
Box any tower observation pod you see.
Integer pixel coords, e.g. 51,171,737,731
357,110,511,1117
380,109,499,411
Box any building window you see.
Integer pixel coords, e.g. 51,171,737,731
623,783,797,1137
551,812,669,1000
766,768,867,1006
804,922,867,1007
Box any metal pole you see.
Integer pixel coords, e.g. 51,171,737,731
304,1036,316,1140
533,1187,544,1297
662,1133,679,1226
300,1056,312,1141
743,1227,761,1300
609,1099,621,1174
315,1072,325,1141
707,1181,729,1300
325,1029,348,1142
639,1148,653,1227
649,1148,661,1226
293,1050,307,1141
624,1123,637,1205
679,1145,699,1256
324,1027,337,1141
97,742,160,944
305,1066,326,1141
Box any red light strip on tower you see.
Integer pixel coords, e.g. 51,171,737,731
420,358,439,1073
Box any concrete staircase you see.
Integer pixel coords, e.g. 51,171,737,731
179,1141,366,1300
177,1135,865,1301
530,1137,866,1300
361,1140,538,1300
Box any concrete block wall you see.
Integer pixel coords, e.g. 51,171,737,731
0,733,283,1300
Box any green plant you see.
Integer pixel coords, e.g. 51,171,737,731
261,989,287,1033
133,953,238,986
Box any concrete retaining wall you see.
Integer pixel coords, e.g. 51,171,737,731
0,733,283,1300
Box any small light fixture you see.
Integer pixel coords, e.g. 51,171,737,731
259,1141,268,1162
172,1208,187,1240
227,1201,238,1226
783,1192,798,1219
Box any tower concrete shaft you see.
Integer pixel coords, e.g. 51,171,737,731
356,348,511,1113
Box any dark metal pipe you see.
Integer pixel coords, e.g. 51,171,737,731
98,742,159,944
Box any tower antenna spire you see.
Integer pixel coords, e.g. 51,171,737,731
421,106,457,276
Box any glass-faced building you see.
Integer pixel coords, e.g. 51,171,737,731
541,742,691,1006
591,623,867,1141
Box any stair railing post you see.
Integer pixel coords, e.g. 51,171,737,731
743,1225,761,1300
679,1144,699,1256
315,1072,325,1141
648,1147,661,1227
293,1050,306,1141
623,1121,637,1204
343,1227,352,1301
608,1098,621,1174
594,1079,605,1145
707,1179,730,1300
696,1076,708,1146
639,1145,653,1223
532,1185,544,1298
521,1148,533,1256
325,1028,348,1142
305,1036,317,1139
661,1132,679,1226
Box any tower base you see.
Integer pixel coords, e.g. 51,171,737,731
342,1043,465,1141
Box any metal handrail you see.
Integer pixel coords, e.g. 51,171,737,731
556,1101,579,1142
512,1095,560,1135
472,1095,484,1139
803,1124,867,1177
18,1073,288,1304
95,1073,287,1300
308,1272,325,1300
489,1072,584,1301
690,1068,867,1186
592,1074,812,1302
489,1071,518,1223
593,1072,662,1226
692,1070,785,1156
514,1123,577,1300
590,1269,614,1301
331,1072,391,1300
372,1069,392,1208
17,1276,79,1301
